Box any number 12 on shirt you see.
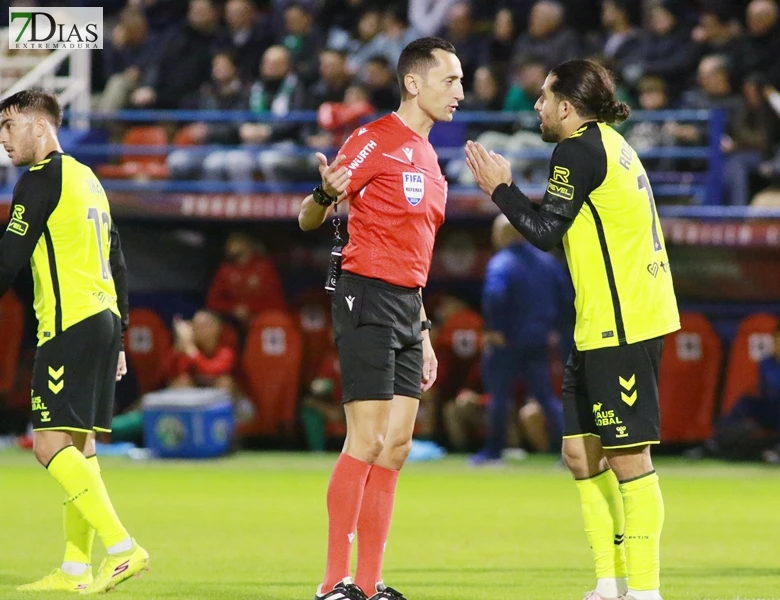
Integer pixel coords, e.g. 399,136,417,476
638,174,662,252
87,207,111,280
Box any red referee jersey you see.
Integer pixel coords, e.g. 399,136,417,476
338,113,447,288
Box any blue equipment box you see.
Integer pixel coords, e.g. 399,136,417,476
142,388,234,458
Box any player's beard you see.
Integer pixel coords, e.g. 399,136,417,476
540,118,562,143
11,141,35,167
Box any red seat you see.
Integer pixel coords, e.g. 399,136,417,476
0,291,23,395
97,126,169,180
172,125,198,146
290,289,334,390
720,313,779,417
434,309,484,403
658,313,722,443
126,308,172,395
239,310,302,437
298,303,333,390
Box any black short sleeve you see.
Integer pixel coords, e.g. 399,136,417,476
540,136,605,220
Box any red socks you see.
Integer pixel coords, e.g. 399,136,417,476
322,454,372,592
355,464,400,595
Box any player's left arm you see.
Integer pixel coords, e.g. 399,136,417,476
109,220,129,338
467,140,594,251
0,169,60,298
496,139,596,251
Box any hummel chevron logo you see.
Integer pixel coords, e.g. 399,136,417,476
345,296,355,311
48,365,64,394
619,374,637,406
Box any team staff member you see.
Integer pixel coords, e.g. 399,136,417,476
471,214,570,465
299,38,464,600
466,60,679,600
0,89,149,594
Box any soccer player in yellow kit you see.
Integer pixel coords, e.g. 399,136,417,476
466,60,679,600
0,89,150,594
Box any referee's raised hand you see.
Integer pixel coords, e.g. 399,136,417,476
316,152,351,198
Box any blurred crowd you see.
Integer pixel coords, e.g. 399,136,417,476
86,0,780,205
5,0,780,203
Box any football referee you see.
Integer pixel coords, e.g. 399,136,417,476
0,89,150,594
299,38,464,600
466,60,680,600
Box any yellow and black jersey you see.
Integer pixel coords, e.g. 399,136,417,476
0,151,128,346
492,121,679,351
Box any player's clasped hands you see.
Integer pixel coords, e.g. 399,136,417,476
315,152,351,199
464,140,513,196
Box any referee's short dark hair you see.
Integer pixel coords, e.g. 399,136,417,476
0,88,63,128
397,37,457,100
549,59,631,125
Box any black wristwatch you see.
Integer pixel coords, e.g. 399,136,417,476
312,185,338,207
421,319,432,332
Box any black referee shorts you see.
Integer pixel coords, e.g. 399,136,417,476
562,337,664,449
332,271,423,402
31,309,122,433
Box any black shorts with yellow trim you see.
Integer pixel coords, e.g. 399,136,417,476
31,309,121,433
562,336,664,449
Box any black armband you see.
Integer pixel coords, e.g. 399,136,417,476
312,185,337,207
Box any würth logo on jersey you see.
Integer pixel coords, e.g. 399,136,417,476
403,172,424,206
347,140,378,172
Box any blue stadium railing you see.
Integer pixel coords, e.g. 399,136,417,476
0,107,761,217
78,108,723,198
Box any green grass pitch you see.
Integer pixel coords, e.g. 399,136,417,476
0,451,778,600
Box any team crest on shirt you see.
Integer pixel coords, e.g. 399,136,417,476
403,172,424,206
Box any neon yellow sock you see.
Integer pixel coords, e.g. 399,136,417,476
48,447,129,549
62,455,100,564
620,471,664,591
575,469,627,580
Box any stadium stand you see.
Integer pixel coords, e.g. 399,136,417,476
1,0,779,454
